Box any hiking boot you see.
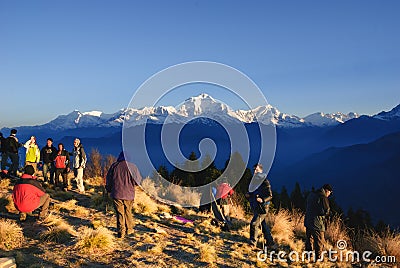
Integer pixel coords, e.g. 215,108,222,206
117,232,125,239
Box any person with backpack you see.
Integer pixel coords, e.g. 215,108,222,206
12,165,50,221
24,136,41,174
216,180,234,222
247,163,276,249
40,138,57,185
304,184,332,260
54,143,70,191
72,138,86,193
3,129,23,176
106,151,142,239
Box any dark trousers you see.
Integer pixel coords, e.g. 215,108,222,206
113,199,134,235
43,163,55,184
1,152,8,170
250,212,274,246
8,153,19,175
55,168,69,188
305,228,325,259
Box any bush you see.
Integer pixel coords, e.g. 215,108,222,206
0,219,24,250
75,226,115,253
267,209,294,246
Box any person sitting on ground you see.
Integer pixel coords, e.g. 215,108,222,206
216,180,234,222
40,138,57,185
106,151,142,239
304,183,332,261
24,136,41,174
12,165,50,221
54,143,70,191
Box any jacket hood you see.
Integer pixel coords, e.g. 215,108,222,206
21,174,36,180
117,151,125,162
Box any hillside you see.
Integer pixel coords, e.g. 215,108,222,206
1,173,399,267
272,131,400,227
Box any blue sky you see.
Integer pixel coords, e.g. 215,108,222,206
0,0,399,128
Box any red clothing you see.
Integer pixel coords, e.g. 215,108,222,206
13,174,46,213
216,183,234,199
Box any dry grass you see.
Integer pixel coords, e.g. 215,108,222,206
360,229,400,264
0,219,24,250
75,226,115,254
197,240,217,265
325,214,350,249
39,213,77,243
0,193,17,213
0,178,11,188
290,209,306,239
267,209,294,246
134,188,159,215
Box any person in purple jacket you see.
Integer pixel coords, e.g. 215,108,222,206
106,151,142,238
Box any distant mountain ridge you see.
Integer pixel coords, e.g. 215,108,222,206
4,93,366,131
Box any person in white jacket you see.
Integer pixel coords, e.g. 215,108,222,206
24,136,40,174
72,138,86,193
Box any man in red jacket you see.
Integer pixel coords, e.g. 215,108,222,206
216,180,234,222
13,165,50,221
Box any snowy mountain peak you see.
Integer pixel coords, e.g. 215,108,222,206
374,104,400,120
25,94,383,131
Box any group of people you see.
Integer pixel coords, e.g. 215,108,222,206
2,133,333,259
0,129,87,193
246,163,333,260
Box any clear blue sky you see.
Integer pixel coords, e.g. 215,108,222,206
1,0,399,128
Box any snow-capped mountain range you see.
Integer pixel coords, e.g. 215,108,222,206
26,93,399,130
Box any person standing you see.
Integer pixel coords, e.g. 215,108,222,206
247,163,276,249
54,143,70,191
72,138,86,193
4,129,23,176
40,138,57,184
12,165,50,221
106,152,142,239
304,184,332,261
24,136,40,174
0,132,6,171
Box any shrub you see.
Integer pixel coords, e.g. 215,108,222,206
0,219,24,250
325,214,350,249
267,209,294,246
75,226,115,253
197,241,217,264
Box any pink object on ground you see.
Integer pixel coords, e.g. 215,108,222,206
174,216,194,224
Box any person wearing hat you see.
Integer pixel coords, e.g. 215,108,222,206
3,129,23,176
304,183,333,261
12,165,50,221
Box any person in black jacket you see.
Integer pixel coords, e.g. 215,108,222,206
304,184,332,260
247,163,276,249
3,129,23,176
40,138,57,184
0,132,6,170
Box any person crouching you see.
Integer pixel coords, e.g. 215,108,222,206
12,165,50,221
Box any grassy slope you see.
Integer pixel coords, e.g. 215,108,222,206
0,176,395,268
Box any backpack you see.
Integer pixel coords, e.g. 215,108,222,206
55,154,67,169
